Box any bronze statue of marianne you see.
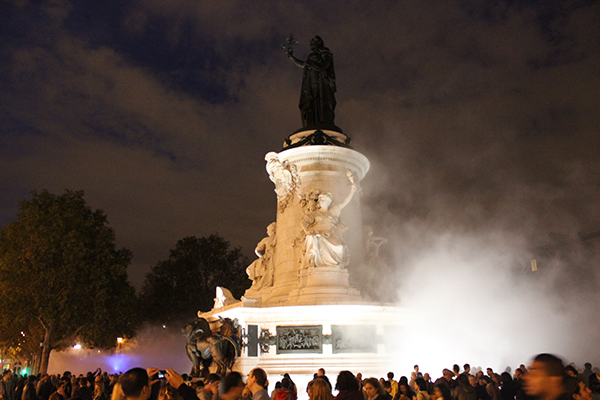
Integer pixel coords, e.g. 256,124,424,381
285,35,336,128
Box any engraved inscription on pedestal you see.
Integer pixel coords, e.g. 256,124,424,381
276,326,323,354
331,325,377,353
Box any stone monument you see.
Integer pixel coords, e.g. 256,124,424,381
197,35,405,391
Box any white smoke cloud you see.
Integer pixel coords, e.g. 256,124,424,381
376,224,600,378
48,326,192,376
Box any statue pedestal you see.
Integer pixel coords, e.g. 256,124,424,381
201,302,411,400
197,133,400,399
249,142,370,306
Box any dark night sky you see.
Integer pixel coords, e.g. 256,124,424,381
2,0,600,291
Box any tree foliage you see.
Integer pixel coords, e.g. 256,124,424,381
0,190,137,373
139,234,250,325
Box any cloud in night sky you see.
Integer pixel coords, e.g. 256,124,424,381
2,0,600,312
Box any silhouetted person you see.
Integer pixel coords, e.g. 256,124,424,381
423,374,434,395
581,364,593,388
498,373,515,400
386,374,398,399
454,375,476,400
220,372,246,400
565,367,579,379
196,374,218,400
247,368,269,400
363,378,387,400
470,375,490,400
414,379,430,400
49,381,67,400
1,371,14,400
317,370,332,391
119,369,150,400
434,370,454,394
382,382,393,400
63,373,73,399
335,371,363,400
23,376,38,400
523,354,570,400
274,378,296,400
75,378,92,400
37,376,54,400
433,384,452,400
573,380,593,400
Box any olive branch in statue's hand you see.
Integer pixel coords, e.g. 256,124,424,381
347,170,357,188
347,169,362,197
282,34,298,57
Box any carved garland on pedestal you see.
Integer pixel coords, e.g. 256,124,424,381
293,190,326,261
257,328,276,354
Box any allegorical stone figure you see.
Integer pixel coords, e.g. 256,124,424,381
246,222,277,290
300,171,357,269
364,227,388,266
287,35,336,128
265,152,299,212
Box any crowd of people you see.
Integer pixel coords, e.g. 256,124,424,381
1,354,599,400
0,368,117,400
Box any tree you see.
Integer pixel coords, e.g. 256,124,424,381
0,190,137,374
139,234,250,325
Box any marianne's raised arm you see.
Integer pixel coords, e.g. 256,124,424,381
288,51,305,68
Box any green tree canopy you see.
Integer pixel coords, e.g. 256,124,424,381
0,190,137,374
139,234,250,325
